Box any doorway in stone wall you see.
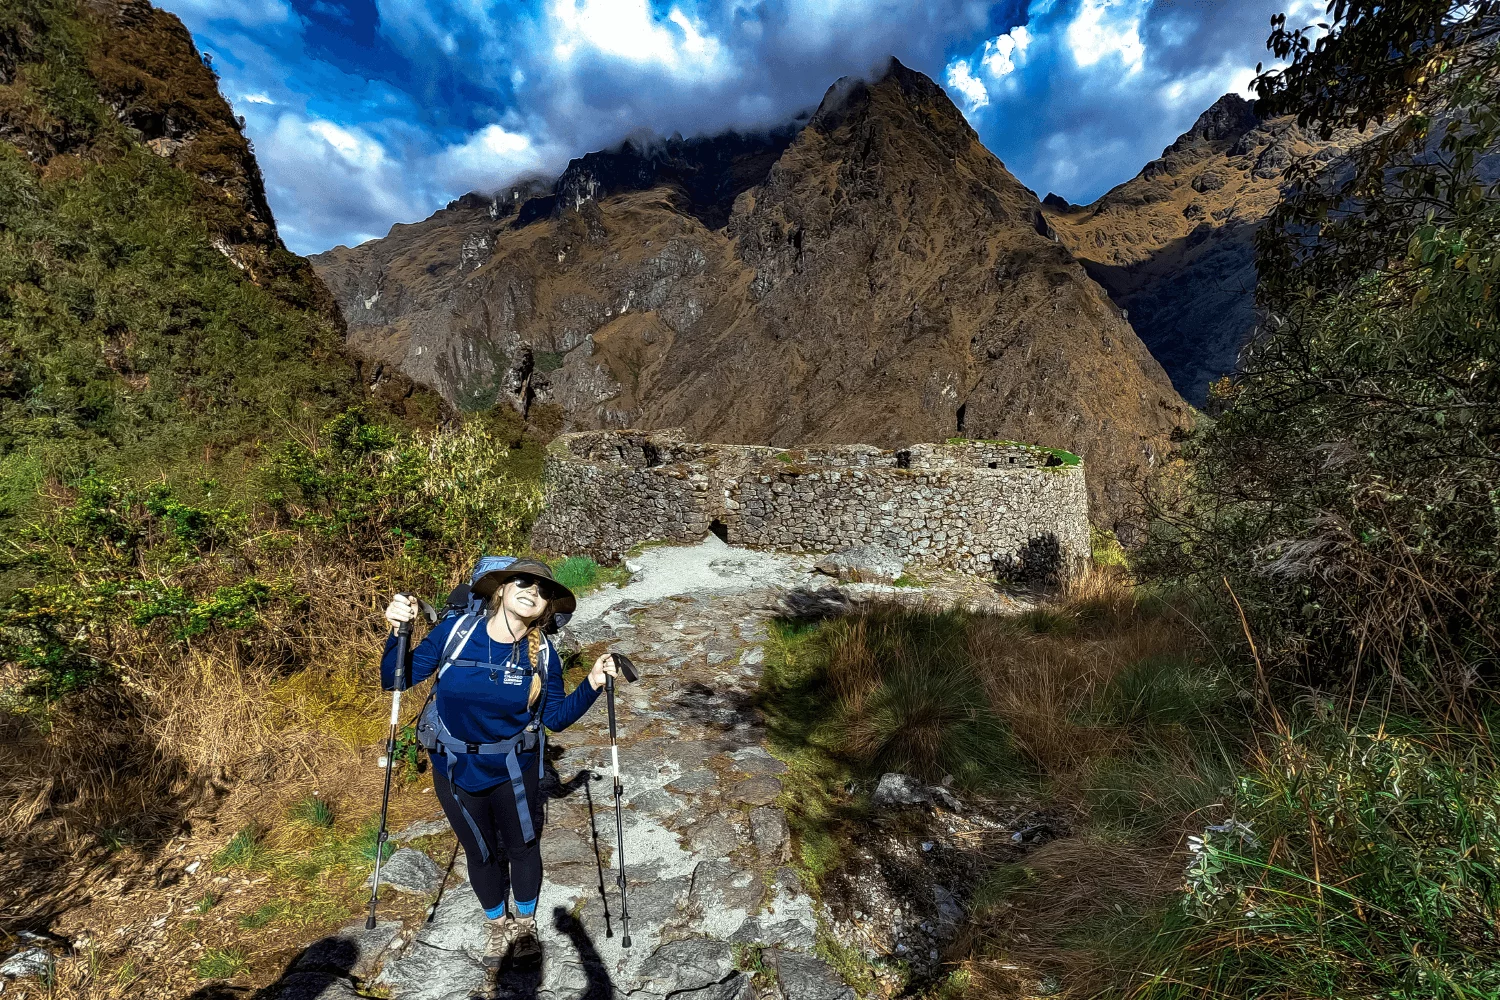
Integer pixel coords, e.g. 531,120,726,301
709,519,730,543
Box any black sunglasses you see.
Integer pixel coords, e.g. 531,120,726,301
508,574,558,598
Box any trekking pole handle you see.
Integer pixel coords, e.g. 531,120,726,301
606,676,620,782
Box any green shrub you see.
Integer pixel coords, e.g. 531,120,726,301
262,411,542,560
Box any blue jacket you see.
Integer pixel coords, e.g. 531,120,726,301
381,615,600,793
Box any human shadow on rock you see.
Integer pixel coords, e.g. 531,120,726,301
183,935,360,1000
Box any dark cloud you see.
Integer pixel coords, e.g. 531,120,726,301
164,0,1308,253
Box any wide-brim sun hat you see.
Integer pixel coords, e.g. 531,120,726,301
472,558,578,616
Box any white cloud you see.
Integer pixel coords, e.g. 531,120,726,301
167,0,292,28
944,58,989,113
549,0,726,79
436,124,553,193
241,92,275,105
1066,0,1146,74
306,120,388,165
980,25,1030,78
259,114,426,249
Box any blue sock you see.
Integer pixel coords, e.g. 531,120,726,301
513,896,538,917
483,902,508,921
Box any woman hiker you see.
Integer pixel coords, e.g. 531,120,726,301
381,559,618,970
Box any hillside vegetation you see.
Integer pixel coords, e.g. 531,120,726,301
756,4,1500,999
0,0,539,963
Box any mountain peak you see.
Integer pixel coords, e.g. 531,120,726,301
809,57,960,134
1167,93,1261,153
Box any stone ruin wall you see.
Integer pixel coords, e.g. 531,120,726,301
531,430,1092,583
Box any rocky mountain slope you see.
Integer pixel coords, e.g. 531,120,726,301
0,0,422,484
314,60,1190,529
1042,95,1349,404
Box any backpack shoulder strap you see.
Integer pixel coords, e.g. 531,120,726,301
436,613,483,683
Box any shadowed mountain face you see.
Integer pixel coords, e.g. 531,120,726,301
1043,94,1350,405
313,59,1190,529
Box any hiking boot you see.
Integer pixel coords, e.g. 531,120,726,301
507,915,542,969
481,915,517,969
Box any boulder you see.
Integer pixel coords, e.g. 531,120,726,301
366,847,444,895
1,947,51,979
871,773,962,811
871,773,930,808
813,546,904,584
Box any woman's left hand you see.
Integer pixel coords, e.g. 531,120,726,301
588,652,619,691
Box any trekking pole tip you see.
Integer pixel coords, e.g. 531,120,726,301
365,914,376,930
622,934,632,949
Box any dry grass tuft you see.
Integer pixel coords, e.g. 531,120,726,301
974,567,1194,781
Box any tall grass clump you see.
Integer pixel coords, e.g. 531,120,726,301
763,606,1019,793
1132,724,1500,999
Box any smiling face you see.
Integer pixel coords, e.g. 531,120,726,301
499,575,548,625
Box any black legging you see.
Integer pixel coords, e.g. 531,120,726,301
432,757,544,914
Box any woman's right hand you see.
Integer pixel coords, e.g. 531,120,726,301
384,594,417,632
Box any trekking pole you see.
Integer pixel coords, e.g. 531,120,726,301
366,597,413,930
606,652,639,948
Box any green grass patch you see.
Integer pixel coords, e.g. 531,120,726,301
732,943,777,988
533,350,567,373
288,794,335,828
1090,526,1128,569
551,555,631,595
194,948,247,980
1129,723,1500,1000
193,892,219,914
213,827,266,870
236,901,289,929
816,924,896,996
757,608,1029,894
943,437,1082,467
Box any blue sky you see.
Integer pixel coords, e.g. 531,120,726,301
163,0,1322,256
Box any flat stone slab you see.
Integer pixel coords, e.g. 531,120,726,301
728,776,782,807
373,940,486,1000
666,768,720,795
772,951,858,1000
732,748,787,775
368,847,444,895
750,806,791,864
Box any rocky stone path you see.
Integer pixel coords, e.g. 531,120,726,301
277,537,1032,1000
282,539,861,1000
